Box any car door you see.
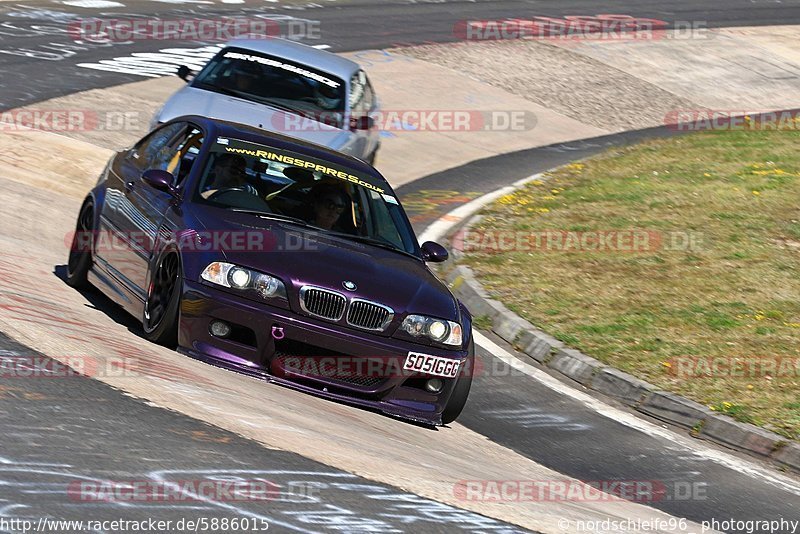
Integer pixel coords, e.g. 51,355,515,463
109,122,189,298
96,150,130,284
96,124,182,297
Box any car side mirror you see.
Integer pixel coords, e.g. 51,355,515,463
420,241,449,263
176,65,192,82
350,115,374,131
142,169,179,198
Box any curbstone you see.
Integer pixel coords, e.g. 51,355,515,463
590,367,654,405
449,267,528,342
485,299,513,322
493,312,530,345
638,391,714,429
448,271,495,319
515,328,563,364
700,416,785,457
771,442,800,471
547,348,604,387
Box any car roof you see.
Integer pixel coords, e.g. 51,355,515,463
180,115,391,191
223,38,361,81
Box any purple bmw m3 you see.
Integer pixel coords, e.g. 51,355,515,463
67,116,473,425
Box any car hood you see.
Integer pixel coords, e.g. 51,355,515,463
159,86,355,154
198,210,460,324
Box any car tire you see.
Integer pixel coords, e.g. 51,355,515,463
142,252,181,348
66,199,94,289
441,339,474,425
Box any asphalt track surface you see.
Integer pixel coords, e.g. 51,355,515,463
1,0,800,532
466,334,799,529
2,0,800,108
0,331,529,534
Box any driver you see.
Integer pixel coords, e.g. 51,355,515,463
201,154,258,199
227,61,261,93
308,184,350,230
313,82,343,111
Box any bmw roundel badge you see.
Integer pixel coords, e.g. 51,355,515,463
342,280,357,291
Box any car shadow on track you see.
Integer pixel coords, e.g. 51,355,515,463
53,264,145,336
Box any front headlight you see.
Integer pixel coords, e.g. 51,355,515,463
401,314,463,347
200,262,287,300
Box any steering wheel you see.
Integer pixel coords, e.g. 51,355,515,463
297,77,316,92
207,187,248,202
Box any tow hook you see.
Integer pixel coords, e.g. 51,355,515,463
271,325,285,340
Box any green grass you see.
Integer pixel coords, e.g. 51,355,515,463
463,129,800,439
471,315,493,331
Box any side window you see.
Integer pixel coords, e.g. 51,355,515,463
169,126,205,186
365,80,375,110
367,190,404,248
134,123,186,171
349,70,368,113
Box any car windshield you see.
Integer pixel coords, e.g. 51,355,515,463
192,47,347,127
194,137,419,256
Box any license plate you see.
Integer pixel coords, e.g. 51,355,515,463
404,352,460,378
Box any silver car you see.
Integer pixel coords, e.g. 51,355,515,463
153,39,381,164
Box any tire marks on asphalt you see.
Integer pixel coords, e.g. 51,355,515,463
480,407,591,432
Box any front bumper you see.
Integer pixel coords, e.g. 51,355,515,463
178,279,469,425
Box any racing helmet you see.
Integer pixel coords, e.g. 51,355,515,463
313,82,342,111
228,60,261,91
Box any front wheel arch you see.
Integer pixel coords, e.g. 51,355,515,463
142,248,183,348
441,338,474,425
66,197,96,288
